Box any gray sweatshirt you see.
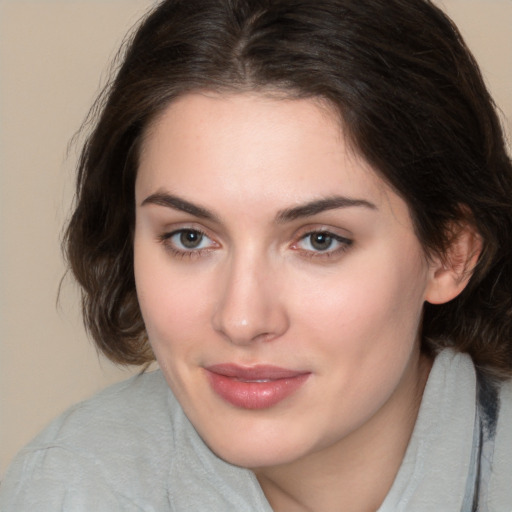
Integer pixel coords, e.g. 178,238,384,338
1,350,511,511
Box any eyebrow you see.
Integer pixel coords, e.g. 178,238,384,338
275,196,377,222
141,192,218,221
141,191,377,222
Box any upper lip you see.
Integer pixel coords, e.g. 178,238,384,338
205,364,309,380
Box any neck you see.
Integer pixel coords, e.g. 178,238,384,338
253,352,432,512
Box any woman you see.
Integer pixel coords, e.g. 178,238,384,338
1,0,511,510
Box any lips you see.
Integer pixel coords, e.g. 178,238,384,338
205,364,310,410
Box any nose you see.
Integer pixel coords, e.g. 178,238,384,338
211,252,289,346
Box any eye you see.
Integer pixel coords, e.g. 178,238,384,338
174,229,208,250
294,231,352,255
160,228,217,254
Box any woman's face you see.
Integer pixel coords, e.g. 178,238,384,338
134,92,435,469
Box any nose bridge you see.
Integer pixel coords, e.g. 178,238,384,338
212,245,288,345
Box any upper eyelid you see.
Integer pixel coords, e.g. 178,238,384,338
155,219,226,244
164,226,207,236
295,231,352,247
160,223,216,239
293,224,353,240
299,229,351,240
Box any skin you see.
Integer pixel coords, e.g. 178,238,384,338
133,92,464,511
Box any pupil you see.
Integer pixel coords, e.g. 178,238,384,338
180,230,202,249
311,233,332,251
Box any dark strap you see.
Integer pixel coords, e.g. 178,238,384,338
462,370,501,511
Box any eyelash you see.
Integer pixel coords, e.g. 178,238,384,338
158,228,217,259
293,231,353,259
157,228,353,260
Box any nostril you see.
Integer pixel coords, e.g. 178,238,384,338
211,300,289,346
211,259,290,345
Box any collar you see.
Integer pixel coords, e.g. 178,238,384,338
378,349,479,511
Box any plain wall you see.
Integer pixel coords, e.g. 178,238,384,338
1,0,511,477
0,0,155,476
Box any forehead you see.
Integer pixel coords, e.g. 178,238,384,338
136,92,397,216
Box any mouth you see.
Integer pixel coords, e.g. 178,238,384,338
205,364,311,410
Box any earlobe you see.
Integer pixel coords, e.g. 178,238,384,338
425,222,482,305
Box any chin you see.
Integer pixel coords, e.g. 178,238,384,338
214,442,301,469
196,418,315,469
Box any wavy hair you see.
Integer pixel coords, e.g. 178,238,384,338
65,0,512,377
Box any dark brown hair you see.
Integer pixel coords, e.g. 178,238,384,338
65,0,512,377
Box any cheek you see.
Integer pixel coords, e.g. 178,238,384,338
133,238,211,353
297,251,428,423
293,246,429,359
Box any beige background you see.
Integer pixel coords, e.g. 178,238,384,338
0,0,511,476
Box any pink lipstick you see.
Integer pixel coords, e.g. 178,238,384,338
205,364,310,409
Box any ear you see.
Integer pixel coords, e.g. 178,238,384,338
425,221,482,305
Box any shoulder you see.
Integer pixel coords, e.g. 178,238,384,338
0,370,180,511
24,369,175,451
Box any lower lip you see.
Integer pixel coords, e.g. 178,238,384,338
205,371,310,410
